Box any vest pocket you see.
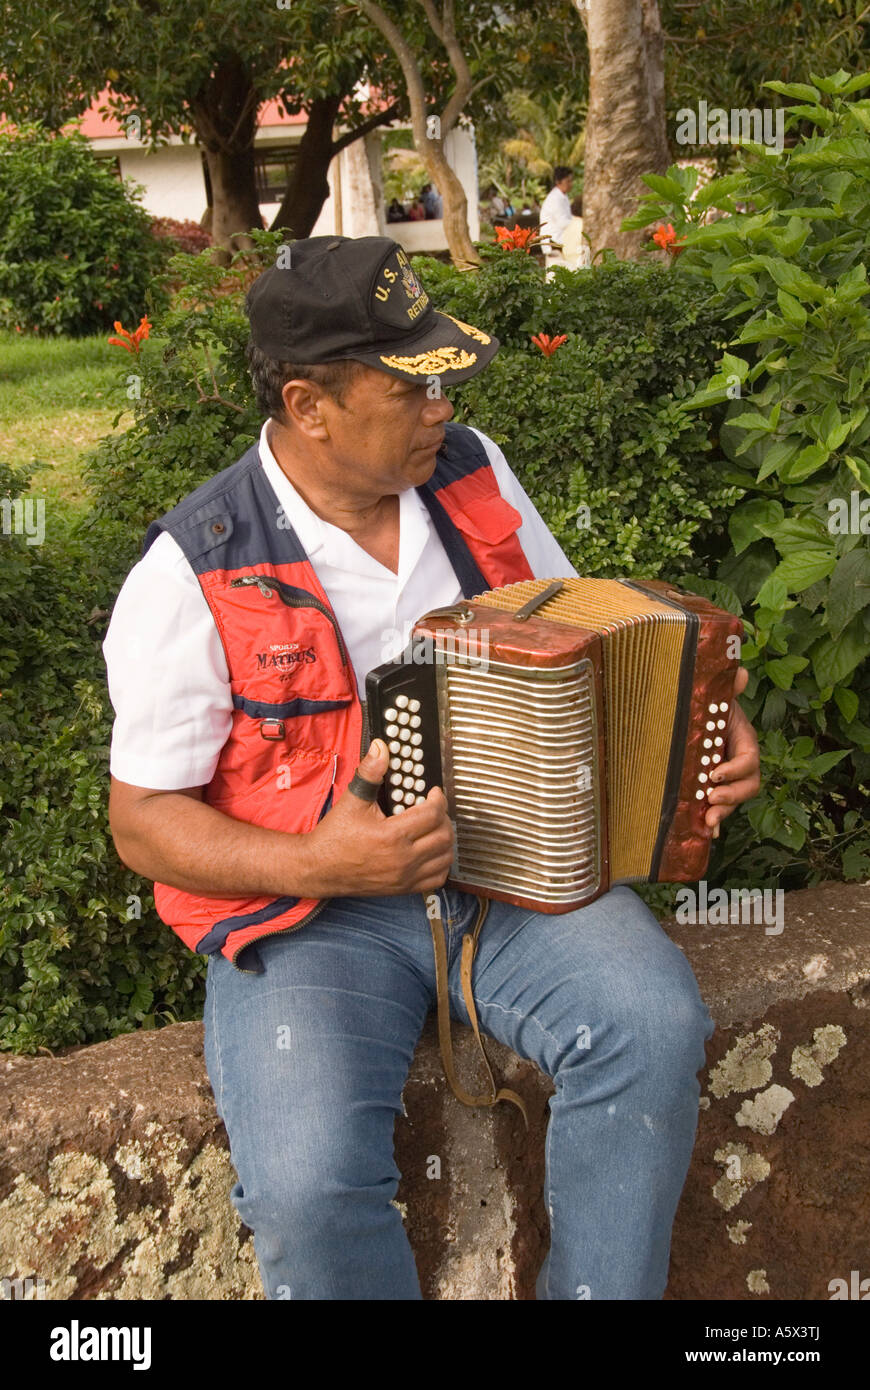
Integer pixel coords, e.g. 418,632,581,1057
207,741,338,834
447,494,523,545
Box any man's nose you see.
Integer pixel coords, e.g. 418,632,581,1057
422,392,454,424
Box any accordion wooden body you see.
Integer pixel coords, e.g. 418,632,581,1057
365,577,744,914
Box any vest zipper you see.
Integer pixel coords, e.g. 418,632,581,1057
229,574,350,667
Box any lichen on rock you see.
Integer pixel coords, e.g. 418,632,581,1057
790,1025,847,1087
735,1084,795,1136
708,1024,780,1099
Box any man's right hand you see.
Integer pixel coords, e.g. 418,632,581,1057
298,740,455,899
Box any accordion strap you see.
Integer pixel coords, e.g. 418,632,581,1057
427,894,529,1129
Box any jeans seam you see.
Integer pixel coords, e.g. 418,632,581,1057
210,960,226,1122
446,990,562,1054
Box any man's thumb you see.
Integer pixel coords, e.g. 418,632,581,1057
345,739,389,805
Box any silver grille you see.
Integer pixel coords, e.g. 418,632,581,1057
436,656,600,905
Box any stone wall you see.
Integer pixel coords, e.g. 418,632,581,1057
1,882,867,1300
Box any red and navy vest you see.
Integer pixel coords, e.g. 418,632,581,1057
142,421,535,972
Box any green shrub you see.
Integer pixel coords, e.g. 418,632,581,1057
0,125,170,337
622,69,870,887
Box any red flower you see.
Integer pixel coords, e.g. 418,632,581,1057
531,332,568,357
652,223,685,256
108,314,151,354
494,224,540,253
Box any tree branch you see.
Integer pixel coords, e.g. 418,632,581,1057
330,99,402,154
354,0,429,146
418,0,472,135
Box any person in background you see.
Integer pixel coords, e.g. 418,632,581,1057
560,194,592,270
538,165,574,272
421,183,443,219
386,198,406,223
407,196,426,222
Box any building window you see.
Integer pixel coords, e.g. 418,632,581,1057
254,145,298,204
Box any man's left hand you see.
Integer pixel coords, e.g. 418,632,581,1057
704,667,761,833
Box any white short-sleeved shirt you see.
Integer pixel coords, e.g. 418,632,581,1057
103,422,578,790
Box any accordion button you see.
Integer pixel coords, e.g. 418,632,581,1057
705,721,716,731
410,733,423,746
703,738,713,748
384,707,397,722
714,737,724,747
402,760,414,773
698,772,708,784
696,790,706,800
415,795,426,805
389,740,401,754
397,711,410,725
386,724,399,738
717,719,727,729
712,753,722,764
720,701,729,711
403,776,415,789
414,779,426,792
708,703,718,713
391,789,404,803
396,694,409,709
411,748,423,763
390,772,403,786
409,715,422,729
403,791,416,805
701,755,711,765
408,698,421,713
392,804,405,815
390,757,402,770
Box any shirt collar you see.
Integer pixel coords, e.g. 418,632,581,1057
257,419,432,585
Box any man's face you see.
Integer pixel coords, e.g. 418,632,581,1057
558,175,573,194
316,364,455,497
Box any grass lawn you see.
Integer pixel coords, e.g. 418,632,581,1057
0,331,135,521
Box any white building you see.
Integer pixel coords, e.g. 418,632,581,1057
76,92,480,251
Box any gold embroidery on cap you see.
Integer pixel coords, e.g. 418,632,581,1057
444,313,491,345
379,346,478,375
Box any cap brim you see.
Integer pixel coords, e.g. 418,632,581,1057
348,311,499,385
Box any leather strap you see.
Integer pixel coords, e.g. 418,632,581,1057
426,893,528,1128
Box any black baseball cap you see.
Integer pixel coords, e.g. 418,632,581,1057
245,235,499,386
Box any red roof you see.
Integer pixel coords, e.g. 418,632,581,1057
73,89,307,139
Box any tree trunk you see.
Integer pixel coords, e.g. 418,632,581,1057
579,0,669,260
190,53,263,258
269,94,342,238
424,139,478,269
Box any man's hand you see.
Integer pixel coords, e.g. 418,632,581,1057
704,667,761,833
298,740,455,898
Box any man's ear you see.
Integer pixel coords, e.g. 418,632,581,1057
280,379,331,441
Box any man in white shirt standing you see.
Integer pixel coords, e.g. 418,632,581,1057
103,235,760,1301
538,165,575,272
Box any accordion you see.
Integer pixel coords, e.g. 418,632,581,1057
366,577,744,913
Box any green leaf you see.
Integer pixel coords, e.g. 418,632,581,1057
812,619,870,687
827,548,870,638
781,442,831,483
729,499,784,554
763,81,822,102
776,289,806,326
765,655,809,690
772,550,837,591
834,686,859,724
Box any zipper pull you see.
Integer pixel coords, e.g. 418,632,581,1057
230,575,275,598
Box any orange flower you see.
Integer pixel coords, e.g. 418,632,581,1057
494,225,540,253
652,223,685,256
108,315,151,354
531,333,567,357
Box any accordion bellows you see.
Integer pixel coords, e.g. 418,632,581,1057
366,577,744,913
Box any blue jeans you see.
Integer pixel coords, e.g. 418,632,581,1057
202,885,714,1300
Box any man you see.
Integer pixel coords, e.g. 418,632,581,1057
421,182,443,219
538,165,575,271
104,235,760,1301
